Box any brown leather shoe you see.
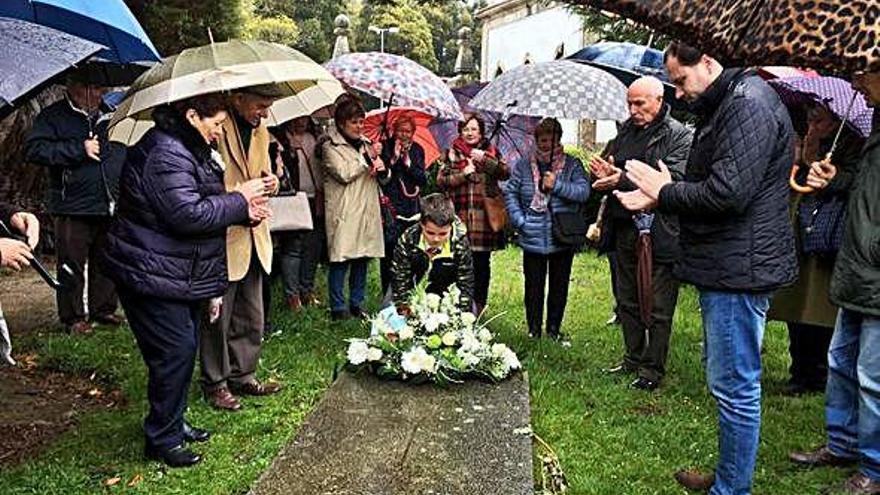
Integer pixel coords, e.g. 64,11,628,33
68,320,93,335
206,387,241,411
674,469,715,492
790,446,857,467
287,294,302,312
230,380,282,396
833,473,880,494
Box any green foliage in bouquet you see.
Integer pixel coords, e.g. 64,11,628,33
344,283,520,385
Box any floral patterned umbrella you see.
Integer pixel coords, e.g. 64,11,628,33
325,52,463,121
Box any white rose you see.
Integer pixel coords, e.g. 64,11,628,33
419,353,438,374
503,348,521,371
442,331,457,346
492,343,508,357
367,347,383,362
478,328,493,342
399,325,415,341
459,331,481,353
347,341,370,365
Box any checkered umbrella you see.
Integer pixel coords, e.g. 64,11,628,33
325,52,462,121
469,60,628,121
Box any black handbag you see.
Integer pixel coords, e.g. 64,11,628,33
797,193,847,255
552,209,588,247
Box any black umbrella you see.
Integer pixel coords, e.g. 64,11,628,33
0,16,102,117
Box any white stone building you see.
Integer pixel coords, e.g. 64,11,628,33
476,0,617,147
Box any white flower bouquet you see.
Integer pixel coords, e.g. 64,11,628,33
345,284,521,384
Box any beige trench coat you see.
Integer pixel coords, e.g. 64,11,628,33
218,116,275,282
321,127,385,263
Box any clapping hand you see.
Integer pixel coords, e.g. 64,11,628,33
625,159,672,201
0,238,33,271
248,196,271,224
590,155,622,191
470,148,486,163
542,171,557,192
235,178,268,203
10,212,39,249
462,159,477,176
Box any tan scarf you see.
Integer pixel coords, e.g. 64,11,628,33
528,148,565,213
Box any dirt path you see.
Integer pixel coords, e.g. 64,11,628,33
0,267,119,467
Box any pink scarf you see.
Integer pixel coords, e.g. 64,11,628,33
529,148,565,213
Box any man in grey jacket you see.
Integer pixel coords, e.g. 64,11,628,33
592,76,691,391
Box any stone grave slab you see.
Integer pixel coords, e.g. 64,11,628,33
249,371,533,495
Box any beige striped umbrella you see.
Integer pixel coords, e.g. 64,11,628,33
109,39,339,144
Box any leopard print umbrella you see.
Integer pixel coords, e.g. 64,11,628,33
569,0,880,74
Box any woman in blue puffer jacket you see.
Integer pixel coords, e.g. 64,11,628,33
504,118,590,341
102,94,270,468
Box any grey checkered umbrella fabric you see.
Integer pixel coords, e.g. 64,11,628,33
469,60,629,121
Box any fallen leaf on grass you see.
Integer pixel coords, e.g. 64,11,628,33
127,474,144,487
103,476,121,486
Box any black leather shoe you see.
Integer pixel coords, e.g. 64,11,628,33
630,376,660,391
350,306,368,320
183,422,211,443
145,443,202,468
330,310,350,321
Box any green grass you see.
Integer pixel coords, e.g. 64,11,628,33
1,248,843,494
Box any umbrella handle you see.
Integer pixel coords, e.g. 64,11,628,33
789,164,815,193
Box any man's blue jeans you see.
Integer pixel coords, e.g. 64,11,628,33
699,290,771,495
328,258,369,312
826,308,880,481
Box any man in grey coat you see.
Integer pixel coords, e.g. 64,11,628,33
591,76,692,390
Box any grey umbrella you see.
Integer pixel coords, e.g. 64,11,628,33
0,17,103,116
469,60,628,121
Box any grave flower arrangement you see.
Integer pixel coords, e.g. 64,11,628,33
345,284,520,384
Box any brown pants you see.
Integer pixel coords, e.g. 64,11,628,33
200,255,265,392
54,216,118,325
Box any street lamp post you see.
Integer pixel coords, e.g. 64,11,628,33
368,25,399,54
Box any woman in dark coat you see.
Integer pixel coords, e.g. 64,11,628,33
768,106,863,394
102,94,270,467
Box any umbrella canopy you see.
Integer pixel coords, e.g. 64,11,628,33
429,82,538,167
568,41,681,108
109,40,337,144
0,0,159,64
264,79,345,127
363,107,441,167
0,17,103,116
769,76,874,139
757,66,818,80
325,52,462,121
569,0,880,74
469,60,628,121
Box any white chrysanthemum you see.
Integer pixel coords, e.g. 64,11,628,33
478,327,493,342
399,325,415,341
459,331,481,353
457,348,480,367
425,293,442,311
401,347,425,374
347,341,370,365
491,343,521,372
460,312,477,327
442,331,457,346
423,312,449,333
367,347,383,362
402,346,435,374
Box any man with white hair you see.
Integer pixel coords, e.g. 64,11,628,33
590,75,692,391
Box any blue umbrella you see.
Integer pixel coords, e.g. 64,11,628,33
568,41,681,108
0,17,103,116
0,0,160,65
